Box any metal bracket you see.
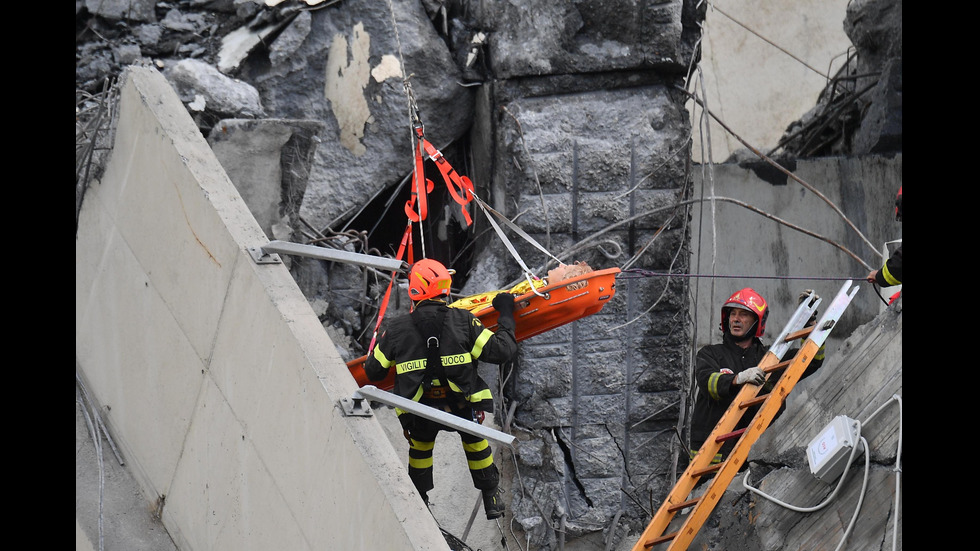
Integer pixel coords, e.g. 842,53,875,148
248,247,282,265
770,290,822,360
807,280,859,348
339,397,374,417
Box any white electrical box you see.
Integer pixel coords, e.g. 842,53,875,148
806,415,860,483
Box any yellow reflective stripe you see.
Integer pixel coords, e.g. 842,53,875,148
463,440,489,453
396,355,474,375
466,388,493,403
411,439,435,451
471,328,494,359
814,345,826,361
467,456,494,470
396,358,427,374
443,381,493,403
881,263,901,286
395,388,425,416
373,346,392,367
409,456,434,469
441,353,471,366
707,372,723,401
689,450,723,464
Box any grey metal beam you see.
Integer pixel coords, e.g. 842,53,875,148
252,240,408,272
348,385,516,448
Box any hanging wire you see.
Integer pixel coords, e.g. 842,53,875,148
384,0,428,259
675,86,882,261
710,3,831,81
501,105,552,251
618,269,861,281
683,6,712,482
534,193,873,285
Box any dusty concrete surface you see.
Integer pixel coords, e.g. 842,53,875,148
77,383,641,551
76,374,178,551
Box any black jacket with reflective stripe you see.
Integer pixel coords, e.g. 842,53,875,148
874,244,902,287
690,332,823,456
364,300,517,411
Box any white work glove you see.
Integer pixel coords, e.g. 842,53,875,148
735,367,766,386
798,289,818,304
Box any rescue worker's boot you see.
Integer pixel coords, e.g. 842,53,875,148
482,487,505,520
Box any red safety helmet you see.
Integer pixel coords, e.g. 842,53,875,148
408,258,455,301
720,288,769,338
894,186,902,222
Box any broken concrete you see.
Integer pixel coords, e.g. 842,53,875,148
76,1,901,549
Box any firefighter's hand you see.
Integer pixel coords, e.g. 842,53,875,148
492,292,515,316
403,429,413,443
492,293,516,331
798,289,818,305
473,409,485,424
735,367,766,386
799,289,819,326
866,270,878,283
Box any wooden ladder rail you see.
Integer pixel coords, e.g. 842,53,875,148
630,281,859,551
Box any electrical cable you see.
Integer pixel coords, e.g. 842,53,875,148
77,372,106,551
739,394,902,551
870,281,891,306
619,269,864,282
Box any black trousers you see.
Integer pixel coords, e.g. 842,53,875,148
401,399,499,495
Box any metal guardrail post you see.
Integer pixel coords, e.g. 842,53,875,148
344,385,516,448
248,240,408,273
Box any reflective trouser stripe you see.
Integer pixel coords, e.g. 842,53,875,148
409,439,435,469
690,449,723,464
814,345,826,361
463,439,494,470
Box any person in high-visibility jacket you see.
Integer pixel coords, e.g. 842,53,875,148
689,288,825,465
867,186,903,291
364,258,517,520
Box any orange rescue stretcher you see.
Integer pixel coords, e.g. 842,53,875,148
346,266,621,391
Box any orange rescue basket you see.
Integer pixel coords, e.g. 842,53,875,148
346,267,620,390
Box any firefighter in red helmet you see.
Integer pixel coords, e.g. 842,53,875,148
689,288,826,465
364,258,517,520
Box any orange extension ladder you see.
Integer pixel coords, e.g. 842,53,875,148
631,281,859,551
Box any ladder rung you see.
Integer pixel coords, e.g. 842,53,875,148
629,282,858,551
715,428,746,443
764,359,791,373
643,531,678,548
739,393,769,409
691,463,722,477
667,496,701,513
782,326,813,342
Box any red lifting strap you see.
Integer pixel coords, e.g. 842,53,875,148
404,127,433,223
403,130,476,227
421,138,475,226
